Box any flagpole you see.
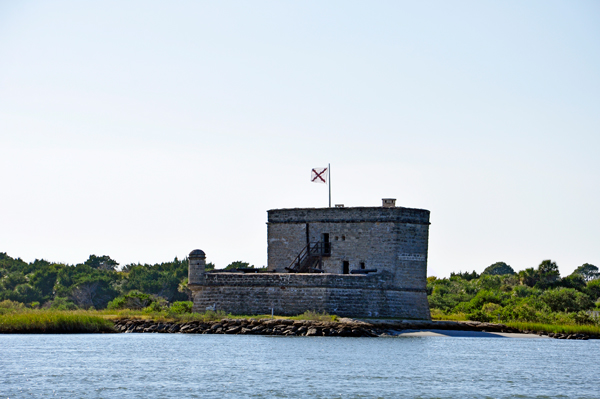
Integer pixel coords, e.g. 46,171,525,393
328,163,331,208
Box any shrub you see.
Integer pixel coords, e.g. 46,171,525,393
107,290,156,310
482,302,502,314
572,311,596,325
47,297,78,311
467,309,493,322
170,301,193,314
513,303,538,322
540,288,593,313
143,297,168,313
0,299,25,314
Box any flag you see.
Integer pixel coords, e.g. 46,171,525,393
311,167,328,184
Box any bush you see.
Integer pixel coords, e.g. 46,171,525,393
144,297,168,313
467,309,493,322
572,311,596,325
540,288,593,313
482,302,502,314
170,301,193,314
0,299,25,315
46,297,78,311
107,291,157,310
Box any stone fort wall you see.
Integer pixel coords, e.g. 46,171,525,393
267,206,430,289
189,272,430,319
188,204,432,320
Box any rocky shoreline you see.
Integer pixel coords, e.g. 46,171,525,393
112,318,597,340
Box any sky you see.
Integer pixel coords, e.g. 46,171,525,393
1,1,599,277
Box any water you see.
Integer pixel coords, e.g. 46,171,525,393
1,334,598,398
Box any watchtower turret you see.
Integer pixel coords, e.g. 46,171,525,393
188,249,206,285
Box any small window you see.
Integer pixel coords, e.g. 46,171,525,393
360,262,365,270
343,261,349,274
342,235,346,241
335,236,339,241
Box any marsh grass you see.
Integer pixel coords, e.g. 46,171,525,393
0,310,114,333
288,310,338,322
1,306,341,333
430,309,468,321
504,321,600,336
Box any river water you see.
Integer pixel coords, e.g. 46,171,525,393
1,334,598,398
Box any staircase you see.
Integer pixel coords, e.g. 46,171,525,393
285,242,331,273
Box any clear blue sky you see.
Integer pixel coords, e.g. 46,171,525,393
1,1,599,277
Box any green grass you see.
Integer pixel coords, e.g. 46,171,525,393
102,309,338,323
504,321,600,336
430,309,468,321
0,307,340,333
0,310,115,333
288,310,338,322
430,308,600,336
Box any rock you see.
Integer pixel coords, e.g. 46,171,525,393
306,328,318,336
225,326,241,334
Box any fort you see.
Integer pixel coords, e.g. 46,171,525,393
188,199,431,319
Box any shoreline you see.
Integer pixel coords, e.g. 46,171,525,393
108,318,595,340
1,314,595,340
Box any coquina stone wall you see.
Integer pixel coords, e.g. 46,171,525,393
188,204,432,320
189,271,430,319
267,206,429,289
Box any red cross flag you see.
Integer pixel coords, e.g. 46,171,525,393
311,167,328,184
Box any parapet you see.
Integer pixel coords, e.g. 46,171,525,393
267,206,430,225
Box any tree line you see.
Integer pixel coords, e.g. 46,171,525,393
429,261,600,324
0,252,255,310
2,251,599,325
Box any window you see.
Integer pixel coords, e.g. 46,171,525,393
360,262,365,270
343,261,349,274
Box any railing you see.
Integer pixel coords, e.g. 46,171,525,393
286,241,331,273
308,241,331,257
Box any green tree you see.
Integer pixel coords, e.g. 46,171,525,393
84,255,119,271
571,263,599,282
450,270,479,281
536,260,561,289
560,274,586,291
585,279,600,302
518,268,539,287
224,261,253,270
482,262,515,276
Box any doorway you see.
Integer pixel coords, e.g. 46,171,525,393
321,233,330,254
342,261,349,274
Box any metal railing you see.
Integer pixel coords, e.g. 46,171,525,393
286,241,331,273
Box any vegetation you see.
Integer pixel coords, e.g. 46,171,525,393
2,250,599,335
0,300,113,333
428,260,600,329
0,252,252,311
